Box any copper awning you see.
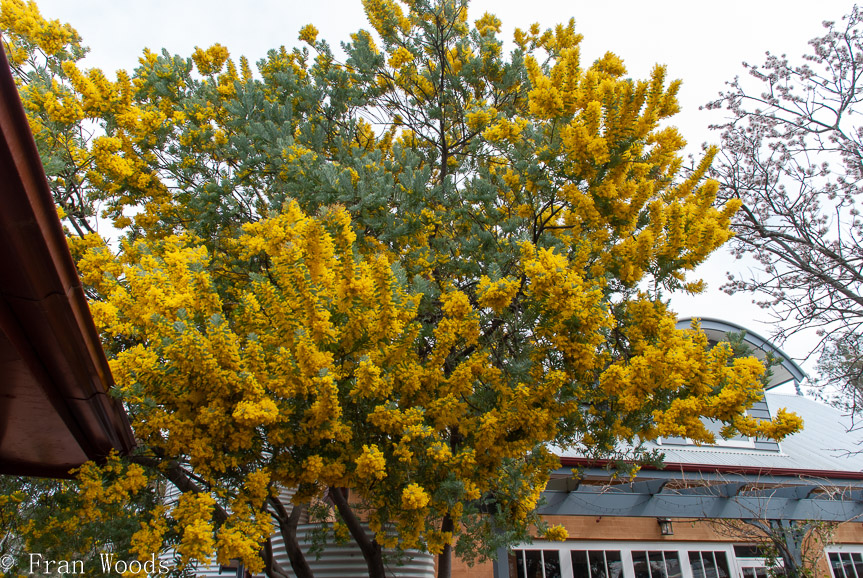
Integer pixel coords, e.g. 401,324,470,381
0,41,135,477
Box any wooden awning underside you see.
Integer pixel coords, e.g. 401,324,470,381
0,42,135,478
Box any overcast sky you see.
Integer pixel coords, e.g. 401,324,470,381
30,0,857,385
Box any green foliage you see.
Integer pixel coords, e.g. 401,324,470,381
0,474,160,577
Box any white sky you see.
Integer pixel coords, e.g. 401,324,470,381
31,0,856,387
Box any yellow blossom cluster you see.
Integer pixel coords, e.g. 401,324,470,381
191,44,230,76
401,483,431,510
363,0,411,41
131,506,170,561
388,46,414,69
0,0,81,66
74,452,149,520
172,493,216,566
12,451,154,569
77,201,459,563
356,444,388,481
474,12,502,36
298,24,319,45
544,524,569,542
482,117,527,143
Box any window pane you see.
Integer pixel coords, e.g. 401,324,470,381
607,551,624,578
854,553,863,578
544,550,562,578
525,550,543,578
589,551,608,578
665,552,682,578
735,545,768,559
649,551,667,578
830,553,846,578
703,551,718,578
515,551,525,578
842,553,857,578
633,551,651,578
689,551,706,578
714,552,731,578
572,551,590,578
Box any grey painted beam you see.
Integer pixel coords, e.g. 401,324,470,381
674,482,746,498
747,486,820,500
609,479,669,495
551,467,863,488
491,546,509,578
538,489,863,522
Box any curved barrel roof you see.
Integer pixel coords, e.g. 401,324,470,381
676,317,807,389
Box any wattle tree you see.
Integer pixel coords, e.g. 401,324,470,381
0,1,801,577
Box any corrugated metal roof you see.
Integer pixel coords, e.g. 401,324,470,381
557,393,863,476
760,393,863,471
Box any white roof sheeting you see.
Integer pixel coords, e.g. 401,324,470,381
555,394,863,478
644,393,863,474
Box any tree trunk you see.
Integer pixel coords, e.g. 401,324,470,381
262,538,291,578
436,514,454,578
329,486,387,578
270,496,315,578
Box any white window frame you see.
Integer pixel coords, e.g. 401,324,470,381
512,540,771,578
656,418,756,449
733,544,783,578
511,548,562,578
569,548,625,578
826,546,863,578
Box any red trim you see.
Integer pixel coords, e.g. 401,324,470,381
559,456,863,481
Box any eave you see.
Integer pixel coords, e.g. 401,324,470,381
0,41,135,478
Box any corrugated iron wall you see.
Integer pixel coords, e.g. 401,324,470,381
161,485,435,578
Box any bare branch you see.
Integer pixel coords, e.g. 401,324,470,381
710,7,863,399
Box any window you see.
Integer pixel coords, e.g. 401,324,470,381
829,552,863,578
734,544,780,578
571,550,623,578
733,545,769,559
688,551,731,578
632,550,682,578
658,418,754,449
510,550,562,578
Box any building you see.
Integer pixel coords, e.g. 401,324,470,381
468,319,863,578
491,390,863,578
201,318,863,578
